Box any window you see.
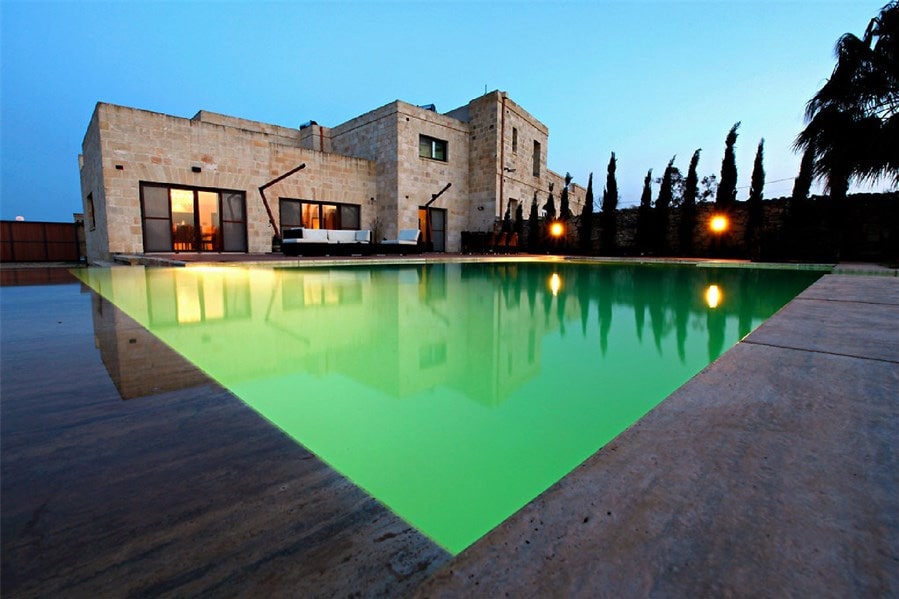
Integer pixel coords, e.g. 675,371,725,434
279,198,360,234
419,134,447,161
85,193,96,231
512,127,518,154
533,140,541,177
140,183,247,253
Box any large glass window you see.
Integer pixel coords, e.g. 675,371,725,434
140,183,247,253
279,198,361,234
419,135,447,161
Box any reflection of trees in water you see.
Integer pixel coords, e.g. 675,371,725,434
706,307,726,362
596,269,613,357
673,267,692,364
473,263,816,369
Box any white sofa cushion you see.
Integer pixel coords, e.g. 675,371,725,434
397,229,420,244
355,230,371,243
303,228,329,242
328,229,356,244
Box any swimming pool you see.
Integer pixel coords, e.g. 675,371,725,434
71,261,823,554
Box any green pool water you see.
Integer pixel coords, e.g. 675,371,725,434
75,261,822,554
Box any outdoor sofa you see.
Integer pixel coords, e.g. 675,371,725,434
281,227,421,256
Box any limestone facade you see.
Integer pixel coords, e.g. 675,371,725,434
79,91,584,262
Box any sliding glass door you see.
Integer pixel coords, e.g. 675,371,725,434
141,184,247,253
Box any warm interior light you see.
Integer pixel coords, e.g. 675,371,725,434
550,221,564,238
710,215,729,233
705,284,722,309
549,273,562,297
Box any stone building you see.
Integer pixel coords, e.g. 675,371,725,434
78,90,584,263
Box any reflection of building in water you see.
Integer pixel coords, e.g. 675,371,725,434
268,263,554,406
82,263,813,405
90,293,210,400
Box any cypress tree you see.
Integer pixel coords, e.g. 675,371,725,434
559,173,573,219
544,182,556,221
528,191,540,252
655,156,676,254
680,149,700,255
601,152,618,254
579,172,594,254
716,122,741,210
636,169,654,254
514,199,524,238
746,138,765,259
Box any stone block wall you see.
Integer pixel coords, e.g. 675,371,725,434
80,103,377,262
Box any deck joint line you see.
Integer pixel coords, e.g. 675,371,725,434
741,339,899,365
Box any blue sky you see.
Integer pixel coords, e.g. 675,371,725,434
0,0,892,222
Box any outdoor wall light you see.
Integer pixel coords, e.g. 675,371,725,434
550,221,565,238
710,214,729,233
705,284,723,309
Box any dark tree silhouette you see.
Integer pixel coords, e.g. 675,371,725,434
792,142,816,204
716,122,741,210
514,199,524,238
794,2,898,256
636,168,654,254
559,172,573,219
788,143,816,236
528,191,540,252
502,201,512,233
655,156,676,254
795,2,899,196
544,182,556,222
680,149,701,255
746,139,765,259
601,153,619,255
579,172,594,253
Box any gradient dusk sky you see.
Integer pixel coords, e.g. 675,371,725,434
1,0,893,222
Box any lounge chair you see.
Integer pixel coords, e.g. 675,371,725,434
382,229,421,245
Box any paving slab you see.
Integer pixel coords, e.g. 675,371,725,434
417,274,899,597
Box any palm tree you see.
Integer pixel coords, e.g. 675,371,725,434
795,2,899,198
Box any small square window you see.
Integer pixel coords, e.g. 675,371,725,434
419,135,448,162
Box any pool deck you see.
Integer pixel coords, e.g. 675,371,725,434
1,258,897,597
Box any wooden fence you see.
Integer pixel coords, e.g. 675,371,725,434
0,220,83,262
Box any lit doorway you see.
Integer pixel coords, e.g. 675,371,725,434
419,207,446,252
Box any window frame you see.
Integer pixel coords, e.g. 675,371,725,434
279,198,361,234
419,134,448,162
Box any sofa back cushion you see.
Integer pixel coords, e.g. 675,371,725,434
398,229,420,243
328,229,357,244
303,228,329,242
355,230,371,243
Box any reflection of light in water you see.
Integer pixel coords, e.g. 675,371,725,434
705,284,722,308
549,273,562,297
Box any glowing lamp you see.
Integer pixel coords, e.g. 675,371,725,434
710,215,729,233
705,284,722,309
550,221,565,238
549,273,562,297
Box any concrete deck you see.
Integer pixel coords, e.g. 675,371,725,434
1,267,896,597
416,274,898,597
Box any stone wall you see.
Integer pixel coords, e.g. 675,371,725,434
80,103,378,262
